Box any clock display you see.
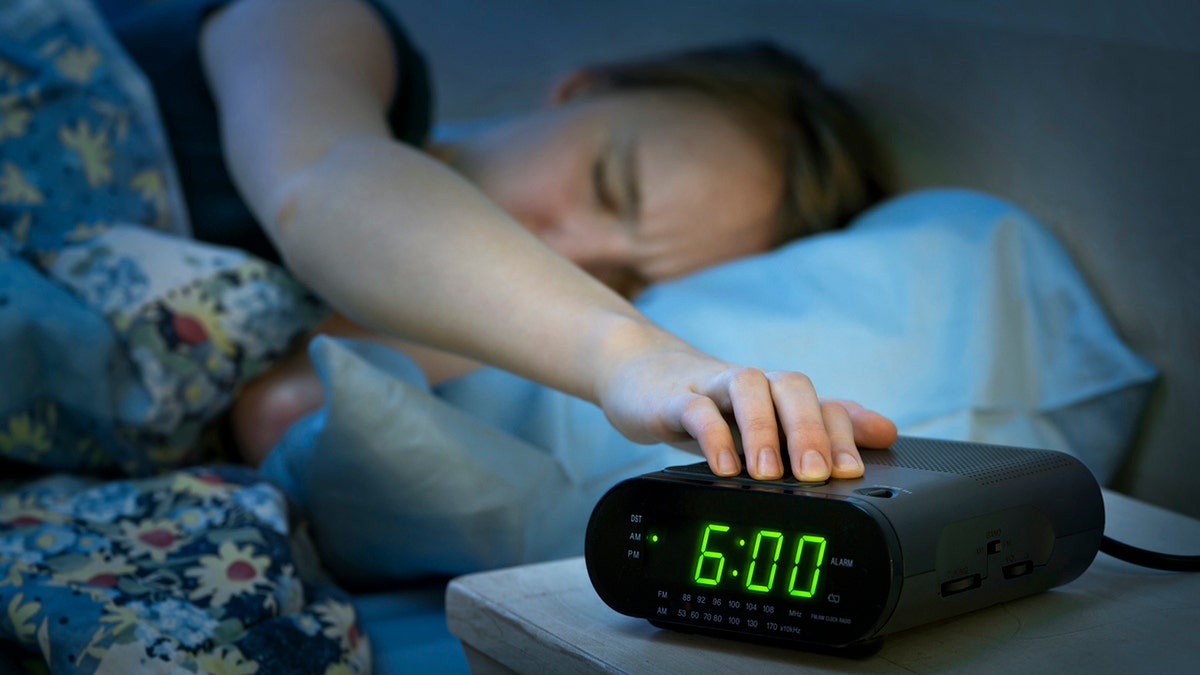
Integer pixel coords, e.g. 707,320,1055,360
585,468,900,648
690,523,827,597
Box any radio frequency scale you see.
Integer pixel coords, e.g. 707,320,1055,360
584,436,1105,652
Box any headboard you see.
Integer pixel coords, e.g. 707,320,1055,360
388,0,1200,519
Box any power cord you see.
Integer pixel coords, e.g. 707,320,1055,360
1100,536,1200,572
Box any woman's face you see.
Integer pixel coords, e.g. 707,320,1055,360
442,90,783,296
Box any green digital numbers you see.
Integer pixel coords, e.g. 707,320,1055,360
745,530,784,592
693,523,731,586
691,523,828,598
787,535,827,598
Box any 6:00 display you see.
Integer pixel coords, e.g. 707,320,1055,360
691,523,828,597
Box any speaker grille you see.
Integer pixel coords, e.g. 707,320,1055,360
862,437,1075,485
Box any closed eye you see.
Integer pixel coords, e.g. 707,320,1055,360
592,151,618,214
593,136,641,224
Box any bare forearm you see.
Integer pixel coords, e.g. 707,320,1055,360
200,0,682,405
201,0,898,481
272,137,678,402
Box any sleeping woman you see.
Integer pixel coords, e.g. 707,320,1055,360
0,0,900,669
185,0,898,481
7,0,896,479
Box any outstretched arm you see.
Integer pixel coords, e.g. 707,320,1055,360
200,0,896,480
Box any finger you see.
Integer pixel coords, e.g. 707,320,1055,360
675,394,743,477
726,368,783,480
765,371,830,482
822,401,865,479
822,398,899,449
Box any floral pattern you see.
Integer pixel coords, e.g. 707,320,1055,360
0,466,368,674
0,0,325,475
1,2,366,672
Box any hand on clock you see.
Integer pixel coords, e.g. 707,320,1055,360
594,341,898,482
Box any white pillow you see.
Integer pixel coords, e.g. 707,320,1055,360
438,189,1156,483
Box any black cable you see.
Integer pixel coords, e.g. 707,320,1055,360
1100,535,1200,572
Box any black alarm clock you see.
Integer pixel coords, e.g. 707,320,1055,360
584,436,1104,652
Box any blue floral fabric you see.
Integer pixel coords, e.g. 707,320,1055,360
0,466,369,674
0,0,325,476
1,1,364,672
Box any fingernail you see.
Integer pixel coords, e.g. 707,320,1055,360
801,450,828,480
835,452,861,472
717,451,739,476
757,447,780,478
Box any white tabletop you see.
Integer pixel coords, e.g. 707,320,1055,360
446,489,1200,674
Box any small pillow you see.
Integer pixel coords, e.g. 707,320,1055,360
260,336,684,587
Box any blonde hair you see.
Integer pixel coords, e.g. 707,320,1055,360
577,41,891,244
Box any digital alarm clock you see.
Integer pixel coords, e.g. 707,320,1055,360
584,436,1105,652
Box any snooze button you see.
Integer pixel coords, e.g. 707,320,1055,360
855,487,897,498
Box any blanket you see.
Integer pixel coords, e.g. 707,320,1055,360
0,467,367,674
1,1,352,672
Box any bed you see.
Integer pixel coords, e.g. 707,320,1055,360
2,0,1196,673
